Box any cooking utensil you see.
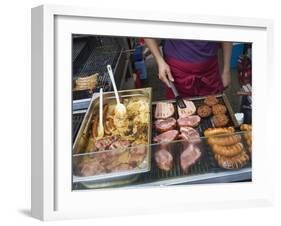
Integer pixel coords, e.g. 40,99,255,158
97,88,104,139
236,91,252,96
107,64,127,116
169,81,186,108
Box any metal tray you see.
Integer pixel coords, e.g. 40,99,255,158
72,88,152,185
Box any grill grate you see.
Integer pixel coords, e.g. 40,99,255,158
131,96,250,185
72,37,123,100
72,38,87,62
72,112,86,143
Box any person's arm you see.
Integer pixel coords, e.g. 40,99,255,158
221,42,232,88
144,38,174,87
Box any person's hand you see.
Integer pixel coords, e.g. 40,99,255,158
157,59,174,87
221,70,231,88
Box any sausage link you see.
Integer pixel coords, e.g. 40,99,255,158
212,142,244,157
215,151,249,169
208,134,241,146
91,115,99,139
204,127,235,137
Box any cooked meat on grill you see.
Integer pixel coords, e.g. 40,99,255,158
154,102,175,119
177,100,196,117
197,104,212,118
214,150,249,170
204,95,219,106
212,142,244,157
153,130,179,143
154,144,173,171
204,127,235,137
177,115,201,128
74,73,98,91
240,124,252,153
212,104,227,115
179,127,200,143
212,114,229,127
155,117,177,133
207,134,241,146
180,143,201,172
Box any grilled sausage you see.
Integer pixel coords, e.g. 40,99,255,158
208,134,241,146
240,124,252,153
212,142,244,157
204,127,235,137
214,151,249,169
240,124,252,131
91,115,99,139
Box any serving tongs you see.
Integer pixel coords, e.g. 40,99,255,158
169,80,186,108
107,64,127,116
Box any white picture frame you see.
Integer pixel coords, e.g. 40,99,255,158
31,4,274,221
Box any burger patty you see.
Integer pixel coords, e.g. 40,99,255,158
212,113,229,127
197,105,212,118
212,104,227,115
204,95,219,106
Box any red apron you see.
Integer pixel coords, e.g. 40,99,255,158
165,56,224,99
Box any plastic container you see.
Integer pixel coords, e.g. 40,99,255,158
235,112,244,126
230,43,244,69
133,45,143,61
134,60,147,80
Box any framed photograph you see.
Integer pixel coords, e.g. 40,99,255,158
31,4,274,221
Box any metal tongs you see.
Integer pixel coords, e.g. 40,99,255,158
169,81,186,108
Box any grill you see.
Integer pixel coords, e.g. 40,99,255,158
72,112,87,143
72,94,252,189
72,38,88,63
72,36,126,100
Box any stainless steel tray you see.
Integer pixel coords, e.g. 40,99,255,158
72,88,152,184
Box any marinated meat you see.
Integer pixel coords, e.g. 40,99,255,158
180,143,201,172
153,130,179,143
154,144,173,171
111,163,132,172
129,146,147,167
109,139,131,150
177,100,196,117
155,117,177,133
76,158,106,176
179,127,200,143
204,95,219,106
212,114,229,127
197,105,212,118
177,115,201,128
95,135,119,151
155,102,175,119
212,104,227,115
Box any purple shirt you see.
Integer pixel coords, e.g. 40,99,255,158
163,40,220,63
